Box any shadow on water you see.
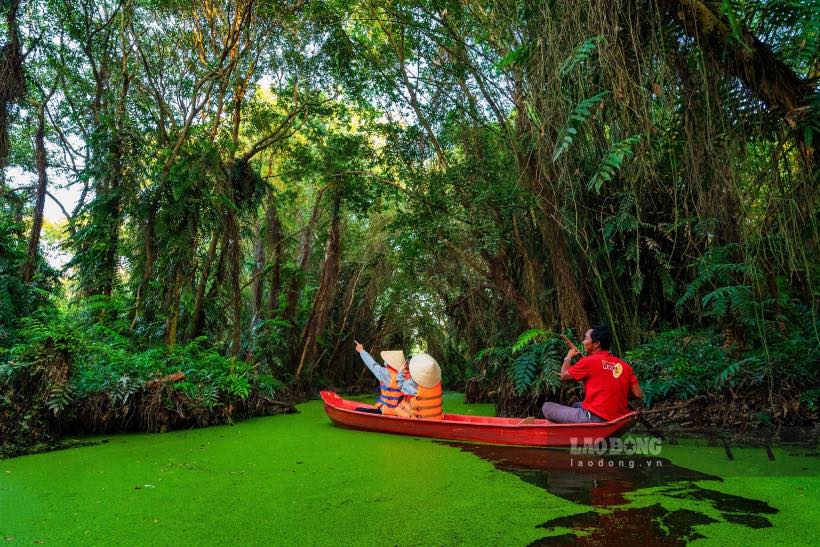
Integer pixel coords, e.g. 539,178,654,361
444,442,778,546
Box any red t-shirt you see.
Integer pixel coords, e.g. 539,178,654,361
567,350,639,421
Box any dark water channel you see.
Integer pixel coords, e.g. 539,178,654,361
444,442,778,545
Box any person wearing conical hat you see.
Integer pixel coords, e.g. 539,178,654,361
394,353,444,420
354,341,413,415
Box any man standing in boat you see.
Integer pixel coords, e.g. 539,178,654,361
542,325,642,423
354,341,417,414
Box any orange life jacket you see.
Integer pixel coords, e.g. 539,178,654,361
374,367,403,415
395,383,443,420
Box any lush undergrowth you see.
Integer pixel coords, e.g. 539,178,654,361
626,327,819,428
467,320,819,429
0,303,292,457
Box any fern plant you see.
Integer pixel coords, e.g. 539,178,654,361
671,243,790,335
511,349,541,395
559,36,605,76
257,374,284,399
471,346,512,377
109,375,140,406
701,285,761,325
473,329,570,397
551,91,610,162
509,330,566,396
225,372,251,400
512,329,551,352
676,244,761,312
46,383,74,415
588,134,642,193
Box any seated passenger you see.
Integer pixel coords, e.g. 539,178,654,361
355,340,408,415
395,353,443,420
542,325,642,423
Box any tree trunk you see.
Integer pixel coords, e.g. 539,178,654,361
538,207,589,335
206,234,229,303
226,209,242,357
21,104,48,284
442,238,545,330
164,265,185,347
526,145,590,335
482,249,547,331
131,202,156,329
282,188,326,325
513,75,590,334
250,221,265,323
0,0,25,173
93,2,131,298
191,231,230,338
325,262,366,373
265,191,284,318
513,215,555,327
660,0,815,160
190,231,220,339
295,196,343,381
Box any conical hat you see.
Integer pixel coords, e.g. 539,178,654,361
408,353,441,388
380,350,406,371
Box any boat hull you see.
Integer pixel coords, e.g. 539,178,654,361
321,391,636,447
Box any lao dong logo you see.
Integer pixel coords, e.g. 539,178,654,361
569,436,662,456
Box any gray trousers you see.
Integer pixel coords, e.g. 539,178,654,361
541,401,606,423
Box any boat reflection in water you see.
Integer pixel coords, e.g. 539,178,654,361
444,442,778,545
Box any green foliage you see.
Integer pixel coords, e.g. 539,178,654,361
673,244,783,330
512,328,550,352
627,329,731,406
250,318,292,375
720,0,745,44
225,372,251,399
0,216,27,336
495,44,529,71
3,0,817,444
474,329,565,397
676,245,752,308
559,36,604,76
109,375,140,406
258,374,285,399
1,302,288,445
47,383,74,415
802,388,820,412
511,350,540,395
701,285,758,324
588,135,642,193
551,91,610,162
471,346,512,377
627,321,819,408
0,208,60,345
799,92,820,149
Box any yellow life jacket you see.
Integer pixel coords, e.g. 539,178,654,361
374,367,403,415
395,383,443,420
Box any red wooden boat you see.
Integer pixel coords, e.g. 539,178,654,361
321,391,637,447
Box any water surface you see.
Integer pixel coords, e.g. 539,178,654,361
1,393,817,545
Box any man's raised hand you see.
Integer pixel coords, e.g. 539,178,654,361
354,340,364,353
560,334,581,359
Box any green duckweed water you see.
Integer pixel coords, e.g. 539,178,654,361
446,437,818,545
1,393,818,545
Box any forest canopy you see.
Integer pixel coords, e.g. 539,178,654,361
1,0,817,450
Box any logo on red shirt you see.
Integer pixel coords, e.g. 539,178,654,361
602,360,623,378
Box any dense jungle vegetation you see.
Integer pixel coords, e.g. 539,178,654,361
0,0,817,454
